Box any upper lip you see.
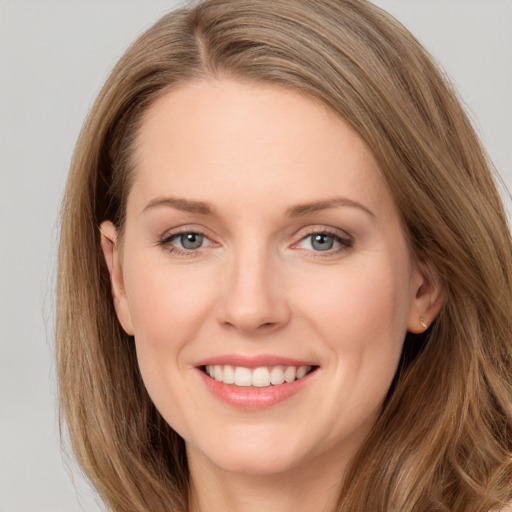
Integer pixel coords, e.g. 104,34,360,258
194,354,317,369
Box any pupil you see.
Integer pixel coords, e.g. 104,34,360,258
312,234,334,251
181,233,203,249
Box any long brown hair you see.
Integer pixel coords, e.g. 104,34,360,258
57,1,512,510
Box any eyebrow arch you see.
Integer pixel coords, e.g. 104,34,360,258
141,195,374,218
142,196,217,216
286,197,375,218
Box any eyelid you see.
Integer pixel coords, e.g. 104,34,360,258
161,230,211,245
291,226,353,254
159,223,214,240
158,225,219,255
156,224,352,256
293,225,352,242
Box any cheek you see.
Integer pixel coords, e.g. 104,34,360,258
306,260,407,318
121,253,221,398
293,258,411,370
124,258,215,341
121,255,221,431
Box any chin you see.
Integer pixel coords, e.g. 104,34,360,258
186,425,312,476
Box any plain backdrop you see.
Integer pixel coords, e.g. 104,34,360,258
0,1,510,511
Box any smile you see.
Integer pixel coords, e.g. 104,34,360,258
197,358,319,409
203,364,314,387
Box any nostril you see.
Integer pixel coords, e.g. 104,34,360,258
218,286,292,333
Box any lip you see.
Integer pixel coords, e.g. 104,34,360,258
194,354,316,369
194,354,319,410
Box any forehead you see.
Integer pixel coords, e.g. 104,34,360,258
129,79,395,221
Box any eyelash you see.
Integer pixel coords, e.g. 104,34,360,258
158,227,353,257
294,228,353,257
158,229,214,257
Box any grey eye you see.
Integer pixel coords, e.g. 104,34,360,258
310,234,335,251
180,232,204,250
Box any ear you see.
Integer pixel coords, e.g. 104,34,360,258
407,261,445,334
100,221,134,335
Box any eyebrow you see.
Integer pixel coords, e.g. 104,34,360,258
141,195,374,218
142,197,217,216
286,197,375,218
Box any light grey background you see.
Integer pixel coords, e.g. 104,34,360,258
0,1,510,511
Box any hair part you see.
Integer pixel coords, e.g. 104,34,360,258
57,1,512,510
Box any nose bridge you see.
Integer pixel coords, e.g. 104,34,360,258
219,236,289,333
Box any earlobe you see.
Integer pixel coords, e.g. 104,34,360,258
407,262,445,334
99,221,134,335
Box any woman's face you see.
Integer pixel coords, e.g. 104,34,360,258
102,79,434,478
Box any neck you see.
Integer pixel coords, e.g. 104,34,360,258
187,448,348,512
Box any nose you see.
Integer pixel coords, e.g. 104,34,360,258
217,244,291,335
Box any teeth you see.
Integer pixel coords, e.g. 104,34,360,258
270,365,285,385
214,365,223,382
204,364,312,387
296,366,308,379
252,367,270,387
223,364,235,384
284,366,296,383
234,367,252,387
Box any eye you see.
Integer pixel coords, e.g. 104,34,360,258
160,231,212,253
310,233,336,251
176,232,205,250
295,231,352,253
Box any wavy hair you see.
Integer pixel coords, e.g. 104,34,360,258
57,1,512,510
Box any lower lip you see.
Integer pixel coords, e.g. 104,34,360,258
198,369,316,410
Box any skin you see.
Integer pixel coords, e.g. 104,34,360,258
101,79,443,512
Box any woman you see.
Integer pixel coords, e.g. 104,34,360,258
56,0,512,511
